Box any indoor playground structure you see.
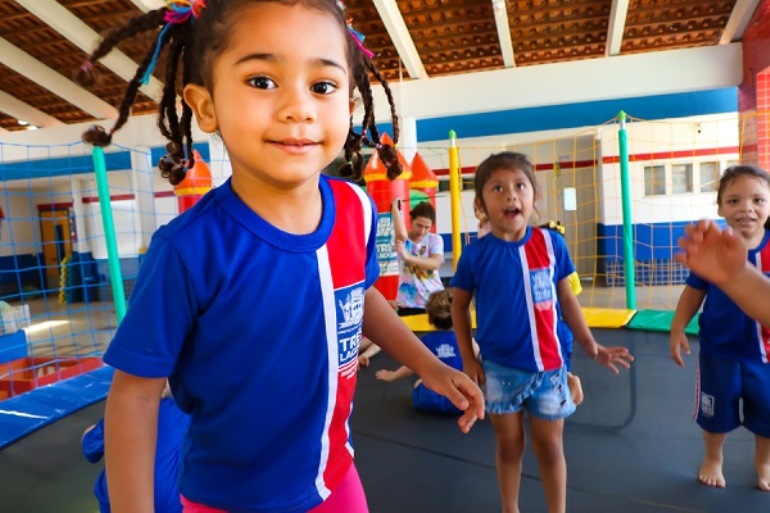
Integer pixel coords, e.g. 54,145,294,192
0,111,767,513
0,112,742,424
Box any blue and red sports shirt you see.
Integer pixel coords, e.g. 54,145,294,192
104,175,378,513
451,226,574,372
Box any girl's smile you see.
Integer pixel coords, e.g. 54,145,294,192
269,138,321,155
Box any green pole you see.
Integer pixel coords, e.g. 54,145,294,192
91,147,127,323
617,111,636,310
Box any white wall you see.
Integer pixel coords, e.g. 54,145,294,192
599,113,740,225
365,44,742,131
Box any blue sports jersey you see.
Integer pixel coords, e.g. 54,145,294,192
687,229,770,363
420,330,463,371
411,331,463,414
104,176,378,513
82,397,190,513
451,227,575,372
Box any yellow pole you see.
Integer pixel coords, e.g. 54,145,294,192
448,130,462,270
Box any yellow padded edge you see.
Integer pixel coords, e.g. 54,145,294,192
401,309,477,333
402,307,633,332
582,307,636,329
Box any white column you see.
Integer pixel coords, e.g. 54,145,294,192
69,177,90,254
130,148,157,251
401,115,418,164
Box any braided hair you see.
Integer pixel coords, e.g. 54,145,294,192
77,0,402,185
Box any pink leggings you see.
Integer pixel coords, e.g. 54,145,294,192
181,464,369,513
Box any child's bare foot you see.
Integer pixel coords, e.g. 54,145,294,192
698,458,726,488
757,461,770,491
567,372,583,405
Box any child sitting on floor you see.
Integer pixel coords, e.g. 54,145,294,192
376,289,475,414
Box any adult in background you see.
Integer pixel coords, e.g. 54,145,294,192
392,199,445,316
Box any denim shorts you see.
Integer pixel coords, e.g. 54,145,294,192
482,358,576,420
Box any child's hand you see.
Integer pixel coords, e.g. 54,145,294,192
675,220,747,285
669,332,691,367
462,357,485,386
420,364,485,434
375,369,396,382
594,344,633,374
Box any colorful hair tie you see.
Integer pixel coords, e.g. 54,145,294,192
346,19,374,59
141,0,208,85
164,0,207,24
80,60,93,73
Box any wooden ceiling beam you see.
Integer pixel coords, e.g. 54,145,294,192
622,39,717,53
492,0,515,67
628,0,734,16
416,30,500,46
129,0,162,12
0,88,64,128
65,0,121,8
508,13,609,29
16,0,163,103
720,0,761,43
0,37,117,119
404,19,495,34
507,1,610,19
606,0,630,56
372,0,428,80
398,0,492,16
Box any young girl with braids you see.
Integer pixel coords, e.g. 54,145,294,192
452,152,632,513
76,2,484,512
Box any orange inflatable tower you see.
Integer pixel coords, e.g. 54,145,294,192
364,134,411,302
174,150,212,214
408,151,439,233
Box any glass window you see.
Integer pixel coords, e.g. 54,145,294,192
672,163,693,194
644,165,666,196
699,162,720,192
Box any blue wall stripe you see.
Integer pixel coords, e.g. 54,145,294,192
0,151,132,181
597,220,727,260
366,87,738,143
0,143,211,183
0,89,736,180
149,142,210,167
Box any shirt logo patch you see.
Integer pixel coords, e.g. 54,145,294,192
336,286,364,379
700,392,715,417
338,287,364,329
530,268,553,309
435,344,457,359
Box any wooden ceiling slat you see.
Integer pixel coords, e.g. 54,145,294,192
0,0,743,127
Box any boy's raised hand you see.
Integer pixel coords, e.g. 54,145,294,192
675,220,747,285
595,344,634,374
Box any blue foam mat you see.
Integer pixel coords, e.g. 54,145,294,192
0,366,113,449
